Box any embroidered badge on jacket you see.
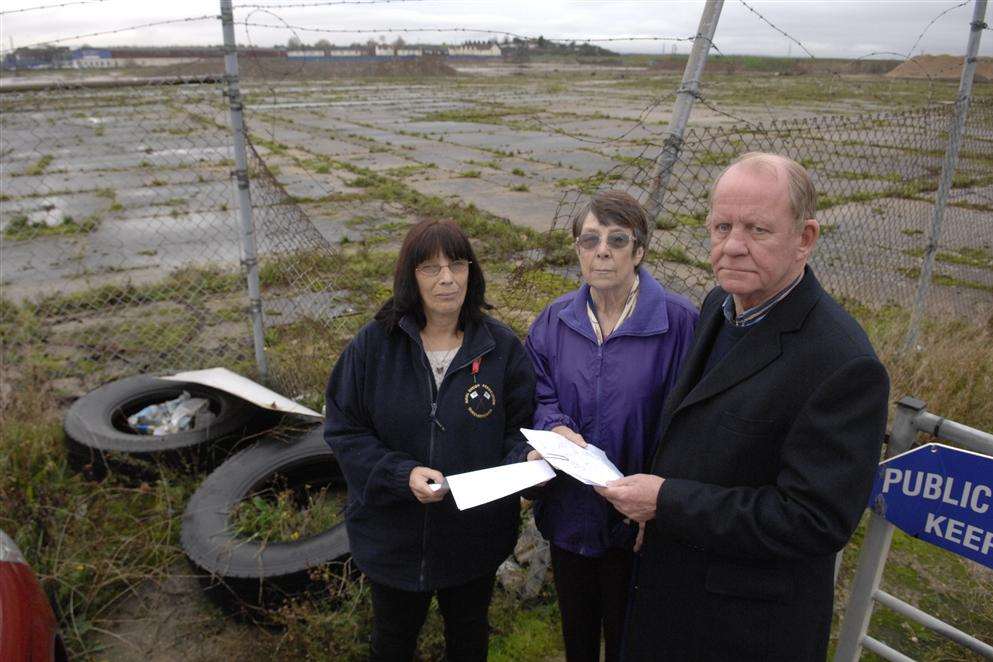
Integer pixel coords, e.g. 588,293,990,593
465,383,496,418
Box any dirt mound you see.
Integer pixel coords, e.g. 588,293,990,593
886,54,993,81
143,56,456,80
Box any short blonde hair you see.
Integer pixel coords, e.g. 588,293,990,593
710,152,817,231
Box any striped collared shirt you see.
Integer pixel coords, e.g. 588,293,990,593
587,274,640,345
722,271,803,328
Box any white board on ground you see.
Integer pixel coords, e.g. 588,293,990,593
163,367,323,420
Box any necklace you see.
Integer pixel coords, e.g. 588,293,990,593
422,332,461,376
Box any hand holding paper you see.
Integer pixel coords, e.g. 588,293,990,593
409,466,448,503
445,460,555,510
521,428,623,487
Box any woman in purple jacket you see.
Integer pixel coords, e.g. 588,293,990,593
525,190,698,662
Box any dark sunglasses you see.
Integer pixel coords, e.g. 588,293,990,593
575,232,634,251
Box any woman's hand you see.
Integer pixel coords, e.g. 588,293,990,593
409,466,448,503
552,425,587,448
526,448,552,488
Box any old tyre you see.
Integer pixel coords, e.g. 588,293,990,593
180,425,350,615
63,375,274,478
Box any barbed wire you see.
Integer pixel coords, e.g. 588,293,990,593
236,0,429,7
738,0,816,60
0,0,110,16
905,0,970,58
732,0,970,113
9,15,220,51
237,22,716,51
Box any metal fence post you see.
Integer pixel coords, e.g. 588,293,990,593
220,0,269,382
903,0,988,350
833,397,925,662
647,0,724,224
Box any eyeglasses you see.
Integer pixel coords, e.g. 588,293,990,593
415,260,471,277
575,232,634,251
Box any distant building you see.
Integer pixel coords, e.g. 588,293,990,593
69,49,113,68
3,46,70,70
287,47,375,61
446,42,501,59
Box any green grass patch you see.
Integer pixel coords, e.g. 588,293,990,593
416,103,538,125
655,246,711,272
4,213,100,240
24,154,54,176
897,266,993,293
903,246,993,271
229,486,346,544
555,169,623,194
30,265,242,318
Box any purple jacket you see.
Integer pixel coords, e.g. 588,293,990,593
525,267,698,556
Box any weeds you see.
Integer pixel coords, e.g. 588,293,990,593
25,154,54,176
4,213,100,241
229,486,345,543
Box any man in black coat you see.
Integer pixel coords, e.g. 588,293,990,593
597,152,889,661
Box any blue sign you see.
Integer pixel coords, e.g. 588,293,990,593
868,443,993,569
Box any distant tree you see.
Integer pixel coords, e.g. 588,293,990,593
315,39,332,49
287,36,304,49
366,38,378,49
536,35,546,49
392,36,406,49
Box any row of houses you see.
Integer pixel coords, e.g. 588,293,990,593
2,42,503,70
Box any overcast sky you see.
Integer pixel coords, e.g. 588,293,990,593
2,0,990,59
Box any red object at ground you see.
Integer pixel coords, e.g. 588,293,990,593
0,531,62,662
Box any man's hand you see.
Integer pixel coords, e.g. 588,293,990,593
409,466,448,503
552,425,587,448
595,474,665,523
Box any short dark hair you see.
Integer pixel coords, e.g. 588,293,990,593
374,219,492,332
571,189,650,256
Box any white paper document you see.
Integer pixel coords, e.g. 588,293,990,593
163,367,323,419
444,460,555,511
520,428,624,487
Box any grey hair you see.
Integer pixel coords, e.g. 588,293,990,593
709,152,817,231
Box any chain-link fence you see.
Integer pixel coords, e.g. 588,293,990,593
3,74,991,408
0,75,356,406
502,98,993,329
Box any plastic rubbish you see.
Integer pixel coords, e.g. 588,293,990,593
127,391,211,435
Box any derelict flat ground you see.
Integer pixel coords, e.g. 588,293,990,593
2,60,992,660
3,60,990,317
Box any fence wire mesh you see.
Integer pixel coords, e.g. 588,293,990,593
500,98,993,331
0,75,357,406
2,74,991,408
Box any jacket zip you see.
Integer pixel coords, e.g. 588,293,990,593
419,354,435,590
417,345,493,590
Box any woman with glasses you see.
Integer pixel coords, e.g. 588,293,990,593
525,190,698,662
324,219,536,661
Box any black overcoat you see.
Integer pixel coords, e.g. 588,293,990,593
624,268,889,661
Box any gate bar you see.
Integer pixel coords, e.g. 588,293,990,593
874,590,993,657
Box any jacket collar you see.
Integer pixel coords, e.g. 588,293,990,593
667,265,823,418
558,266,671,343
398,312,496,369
